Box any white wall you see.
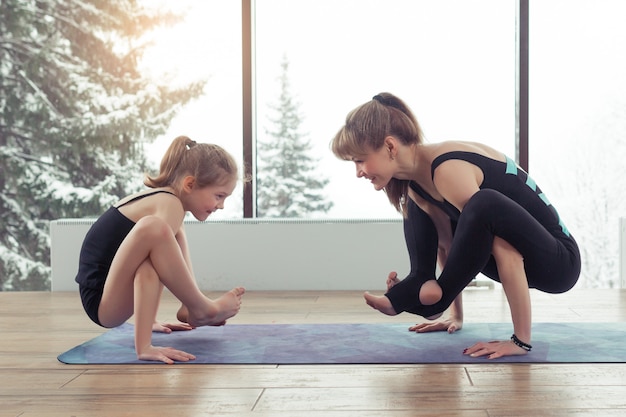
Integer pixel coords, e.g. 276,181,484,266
50,218,408,292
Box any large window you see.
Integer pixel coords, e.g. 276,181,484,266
529,0,626,288
143,1,244,217
148,0,515,219
255,0,516,219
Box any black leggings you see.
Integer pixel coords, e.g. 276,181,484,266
386,189,581,318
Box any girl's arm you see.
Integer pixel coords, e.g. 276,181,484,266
175,224,195,279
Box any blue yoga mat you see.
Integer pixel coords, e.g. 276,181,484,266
57,322,626,364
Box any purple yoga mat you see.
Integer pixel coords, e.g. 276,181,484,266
58,322,626,365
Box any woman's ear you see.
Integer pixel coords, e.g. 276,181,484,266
182,176,196,192
384,136,397,159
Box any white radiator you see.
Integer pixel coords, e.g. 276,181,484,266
50,218,407,292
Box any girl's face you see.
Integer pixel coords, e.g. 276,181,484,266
352,146,394,191
185,178,237,221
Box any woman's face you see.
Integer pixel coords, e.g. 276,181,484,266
352,146,394,191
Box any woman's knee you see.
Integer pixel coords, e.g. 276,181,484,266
458,189,503,227
465,189,503,212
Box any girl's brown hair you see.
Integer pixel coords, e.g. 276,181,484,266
145,136,238,189
331,92,424,215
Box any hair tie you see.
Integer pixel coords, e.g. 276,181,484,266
186,140,197,150
372,94,385,104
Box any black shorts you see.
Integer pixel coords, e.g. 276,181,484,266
79,285,104,327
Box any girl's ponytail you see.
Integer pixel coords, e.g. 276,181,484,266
145,136,194,188
145,136,239,190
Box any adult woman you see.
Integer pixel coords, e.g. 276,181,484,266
331,92,581,359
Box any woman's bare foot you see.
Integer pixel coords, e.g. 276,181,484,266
386,271,400,290
364,292,398,316
187,287,245,327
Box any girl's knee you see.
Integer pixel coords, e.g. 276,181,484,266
134,216,173,240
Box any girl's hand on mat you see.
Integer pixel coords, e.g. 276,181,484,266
463,340,528,359
409,318,462,334
152,321,195,333
138,345,196,364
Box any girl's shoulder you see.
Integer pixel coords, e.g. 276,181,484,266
115,188,184,224
115,188,178,207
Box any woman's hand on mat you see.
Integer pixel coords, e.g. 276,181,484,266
463,340,528,359
152,321,195,333
137,345,196,364
409,317,463,334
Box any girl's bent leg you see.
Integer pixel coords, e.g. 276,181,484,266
99,216,242,328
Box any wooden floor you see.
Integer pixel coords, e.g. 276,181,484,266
2,288,626,416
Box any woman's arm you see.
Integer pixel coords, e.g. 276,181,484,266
438,230,464,331
434,157,532,357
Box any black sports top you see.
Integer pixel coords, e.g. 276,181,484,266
384,151,580,317
75,190,176,290
410,151,569,237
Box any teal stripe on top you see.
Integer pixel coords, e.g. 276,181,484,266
526,176,537,192
505,156,518,175
504,155,569,237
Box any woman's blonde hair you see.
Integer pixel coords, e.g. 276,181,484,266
331,92,424,215
145,136,239,189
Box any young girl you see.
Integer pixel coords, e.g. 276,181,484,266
331,93,581,359
76,135,245,364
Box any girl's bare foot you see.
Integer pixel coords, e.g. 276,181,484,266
386,271,400,290
152,321,194,333
176,305,190,323
188,287,245,327
364,292,398,316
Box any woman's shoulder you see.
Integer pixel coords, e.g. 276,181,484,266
427,141,504,162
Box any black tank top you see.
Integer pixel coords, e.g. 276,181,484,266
116,190,176,208
75,190,176,289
